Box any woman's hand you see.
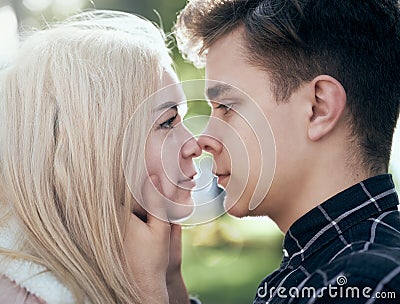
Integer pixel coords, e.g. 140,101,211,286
123,176,171,303
167,224,190,304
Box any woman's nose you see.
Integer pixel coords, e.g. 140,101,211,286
181,129,202,159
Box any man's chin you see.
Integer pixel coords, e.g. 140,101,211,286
224,199,250,218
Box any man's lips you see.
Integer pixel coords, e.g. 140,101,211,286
214,172,231,185
214,172,230,177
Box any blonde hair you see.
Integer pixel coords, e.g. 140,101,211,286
0,10,172,303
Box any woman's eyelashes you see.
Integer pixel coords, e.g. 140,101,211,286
154,105,180,130
159,113,178,129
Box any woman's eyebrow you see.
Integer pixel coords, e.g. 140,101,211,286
154,101,178,112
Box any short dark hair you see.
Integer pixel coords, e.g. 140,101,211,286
175,0,400,174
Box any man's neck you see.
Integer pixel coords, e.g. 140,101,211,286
274,164,373,233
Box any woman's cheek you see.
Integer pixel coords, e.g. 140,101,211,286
159,173,178,201
145,141,162,176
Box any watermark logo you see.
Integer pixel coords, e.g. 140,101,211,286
336,275,347,286
257,275,396,300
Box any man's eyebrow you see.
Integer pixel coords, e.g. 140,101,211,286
154,101,178,112
206,84,234,100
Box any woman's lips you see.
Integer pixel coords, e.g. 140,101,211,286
178,178,196,189
178,171,197,189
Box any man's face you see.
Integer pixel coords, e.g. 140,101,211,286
199,28,307,218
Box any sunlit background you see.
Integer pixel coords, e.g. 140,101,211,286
0,1,399,303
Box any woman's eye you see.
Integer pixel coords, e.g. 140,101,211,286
216,103,233,115
159,114,178,130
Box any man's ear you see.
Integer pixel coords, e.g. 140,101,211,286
308,75,347,141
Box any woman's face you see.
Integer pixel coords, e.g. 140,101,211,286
144,69,201,222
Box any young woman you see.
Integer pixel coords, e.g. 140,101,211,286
0,10,201,303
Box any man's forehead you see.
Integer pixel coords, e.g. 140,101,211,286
206,27,246,63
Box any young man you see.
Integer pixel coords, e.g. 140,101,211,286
175,0,400,303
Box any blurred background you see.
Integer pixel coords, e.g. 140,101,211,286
0,1,399,303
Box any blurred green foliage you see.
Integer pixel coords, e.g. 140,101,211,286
182,216,283,304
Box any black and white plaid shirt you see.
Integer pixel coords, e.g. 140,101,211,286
253,174,400,303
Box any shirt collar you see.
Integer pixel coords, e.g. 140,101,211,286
282,174,399,267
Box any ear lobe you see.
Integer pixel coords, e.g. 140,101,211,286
308,75,346,141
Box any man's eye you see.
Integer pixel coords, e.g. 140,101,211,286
216,103,233,114
159,114,178,129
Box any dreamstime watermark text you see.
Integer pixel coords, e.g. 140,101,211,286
257,275,396,300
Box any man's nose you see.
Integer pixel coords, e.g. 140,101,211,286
197,132,223,155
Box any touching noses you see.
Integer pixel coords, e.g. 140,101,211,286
180,123,223,158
